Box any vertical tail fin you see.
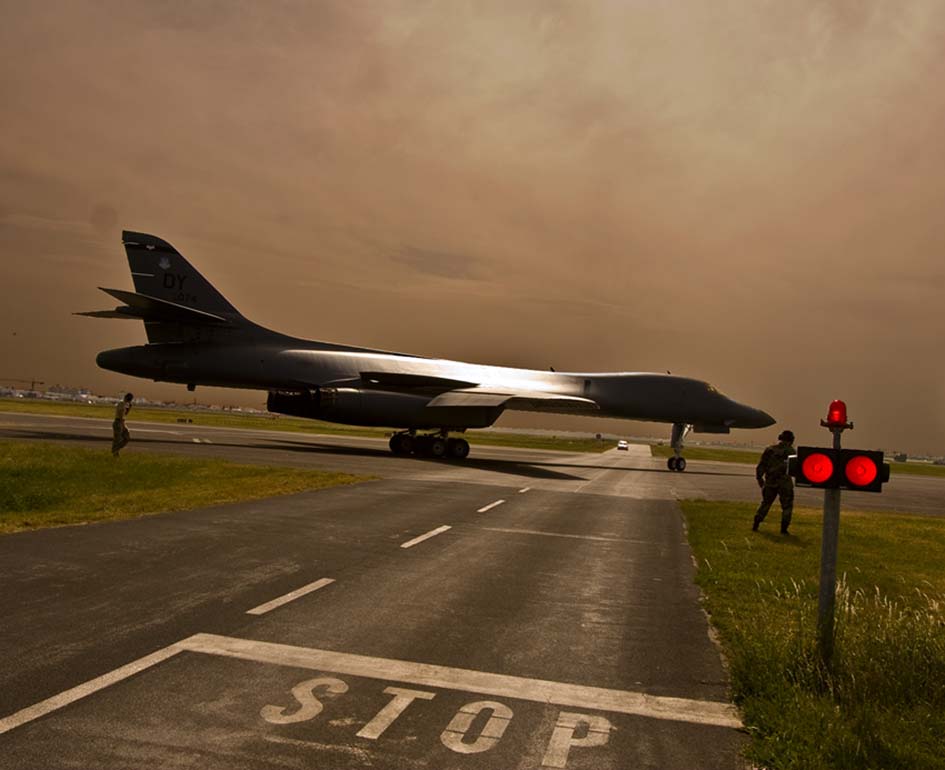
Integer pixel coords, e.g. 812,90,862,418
122,231,240,318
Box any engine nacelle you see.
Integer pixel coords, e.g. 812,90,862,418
267,387,502,429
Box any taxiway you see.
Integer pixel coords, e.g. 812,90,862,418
0,412,939,768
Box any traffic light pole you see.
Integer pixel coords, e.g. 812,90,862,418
817,427,843,665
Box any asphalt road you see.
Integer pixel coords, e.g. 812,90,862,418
0,413,941,769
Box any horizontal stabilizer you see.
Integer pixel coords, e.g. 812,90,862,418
75,309,142,319
85,287,233,325
428,387,599,413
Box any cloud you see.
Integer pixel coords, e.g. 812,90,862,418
390,245,483,280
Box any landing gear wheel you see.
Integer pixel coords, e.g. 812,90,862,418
448,438,470,459
667,457,677,471
430,437,448,458
399,435,415,455
389,435,406,455
676,457,687,472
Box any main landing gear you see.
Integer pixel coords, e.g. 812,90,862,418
389,430,471,460
667,422,692,472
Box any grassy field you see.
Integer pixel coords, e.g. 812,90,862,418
683,500,945,769
651,442,945,478
0,440,366,534
650,444,763,465
887,461,945,478
0,398,613,453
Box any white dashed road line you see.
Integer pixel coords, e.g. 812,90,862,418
518,487,531,493
477,499,506,513
246,577,335,616
400,525,452,549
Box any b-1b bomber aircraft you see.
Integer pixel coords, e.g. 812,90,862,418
82,231,775,468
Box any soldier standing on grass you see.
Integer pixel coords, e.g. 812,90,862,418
753,429,795,534
111,393,133,457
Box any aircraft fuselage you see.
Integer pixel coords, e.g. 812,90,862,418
97,340,774,431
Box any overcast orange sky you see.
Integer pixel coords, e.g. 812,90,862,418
2,1,943,453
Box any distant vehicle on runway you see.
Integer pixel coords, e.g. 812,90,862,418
617,440,629,451
81,232,775,466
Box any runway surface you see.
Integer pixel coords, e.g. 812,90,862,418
1,412,941,514
1,412,941,769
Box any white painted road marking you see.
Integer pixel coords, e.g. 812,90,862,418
479,527,657,545
477,499,506,513
400,525,451,549
441,700,514,753
246,577,335,616
518,487,531,493
183,634,742,728
0,643,186,735
0,633,742,736
261,677,348,724
542,711,612,768
356,687,436,739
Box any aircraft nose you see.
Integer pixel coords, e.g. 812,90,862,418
729,401,776,429
744,407,776,428
755,409,776,428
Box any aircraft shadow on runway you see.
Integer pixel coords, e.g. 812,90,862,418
4,429,747,481
264,438,747,479
262,438,586,481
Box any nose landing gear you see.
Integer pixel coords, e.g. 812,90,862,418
667,456,687,472
667,422,692,472
390,430,471,460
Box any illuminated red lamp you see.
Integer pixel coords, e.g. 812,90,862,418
802,452,834,484
826,400,848,428
845,454,879,487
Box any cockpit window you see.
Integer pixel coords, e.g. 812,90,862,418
705,383,717,393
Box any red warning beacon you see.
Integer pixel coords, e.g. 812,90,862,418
821,399,853,430
791,398,890,493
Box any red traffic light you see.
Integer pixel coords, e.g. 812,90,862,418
801,452,834,484
845,454,878,487
826,400,848,428
791,446,889,493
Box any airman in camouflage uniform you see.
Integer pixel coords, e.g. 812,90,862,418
753,429,794,534
111,393,133,457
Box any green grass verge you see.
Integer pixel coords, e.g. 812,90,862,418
651,443,945,478
887,462,945,478
0,398,613,453
683,500,945,769
651,444,763,465
0,440,366,534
